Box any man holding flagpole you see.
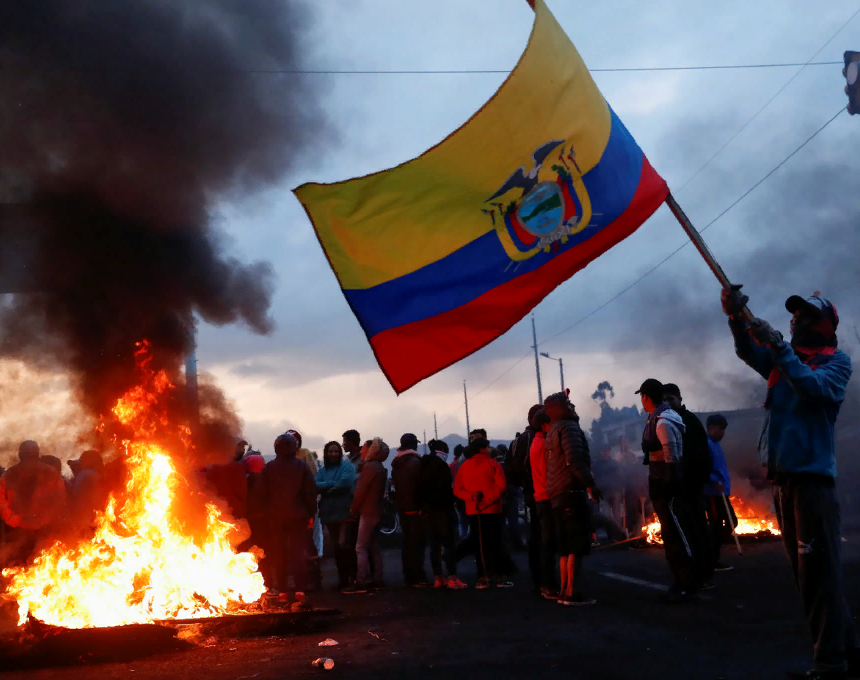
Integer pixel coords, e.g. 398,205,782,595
722,287,859,680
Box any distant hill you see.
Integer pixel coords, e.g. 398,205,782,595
441,433,514,453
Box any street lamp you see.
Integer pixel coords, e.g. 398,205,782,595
539,352,564,393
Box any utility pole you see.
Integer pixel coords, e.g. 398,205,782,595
539,352,564,392
434,412,438,440
531,314,543,404
464,380,471,441
423,429,428,454
185,325,200,432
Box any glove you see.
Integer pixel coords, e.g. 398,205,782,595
472,491,484,503
749,317,784,349
721,285,749,318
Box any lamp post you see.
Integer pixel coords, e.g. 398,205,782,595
539,352,564,393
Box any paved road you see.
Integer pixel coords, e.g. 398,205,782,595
5,535,860,680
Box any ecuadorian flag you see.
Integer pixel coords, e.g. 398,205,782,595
294,0,668,393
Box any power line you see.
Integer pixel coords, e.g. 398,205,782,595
538,106,845,347
674,6,860,194
241,61,840,75
440,105,844,416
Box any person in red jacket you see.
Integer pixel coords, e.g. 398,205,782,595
529,408,557,600
453,437,511,589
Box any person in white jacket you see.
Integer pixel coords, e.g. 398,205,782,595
636,378,697,603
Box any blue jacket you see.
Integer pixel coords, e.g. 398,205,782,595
729,318,851,479
315,460,356,524
704,437,730,497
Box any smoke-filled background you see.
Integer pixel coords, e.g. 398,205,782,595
0,1,858,477
0,0,330,464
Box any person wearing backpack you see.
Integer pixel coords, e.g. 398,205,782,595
509,404,543,593
663,383,715,590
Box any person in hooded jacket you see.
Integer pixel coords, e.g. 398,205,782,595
0,440,66,564
417,439,468,589
315,441,356,589
391,433,428,587
348,437,390,593
723,287,859,680
637,378,696,602
544,393,600,606
263,432,317,603
453,437,511,589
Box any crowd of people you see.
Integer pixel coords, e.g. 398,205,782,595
0,287,854,678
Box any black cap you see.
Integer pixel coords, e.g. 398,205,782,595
662,383,681,399
635,378,663,395
400,433,419,450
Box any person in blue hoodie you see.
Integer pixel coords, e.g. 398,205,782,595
315,441,356,589
722,287,858,680
703,414,736,573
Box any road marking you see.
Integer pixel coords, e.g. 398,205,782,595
601,572,668,591
600,571,714,600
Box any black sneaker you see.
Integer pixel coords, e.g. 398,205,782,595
714,562,734,572
659,586,698,603
343,583,369,594
786,669,848,679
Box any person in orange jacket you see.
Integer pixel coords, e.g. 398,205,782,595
453,437,512,589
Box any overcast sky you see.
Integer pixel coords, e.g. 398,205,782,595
167,0,858,454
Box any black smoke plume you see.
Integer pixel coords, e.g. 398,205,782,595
0,1,329,444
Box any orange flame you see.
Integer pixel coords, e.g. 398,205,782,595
642,496,780,545
2,341,265,628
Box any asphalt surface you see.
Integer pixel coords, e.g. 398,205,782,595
5,534,860,680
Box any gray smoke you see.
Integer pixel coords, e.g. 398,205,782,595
0,1,330,419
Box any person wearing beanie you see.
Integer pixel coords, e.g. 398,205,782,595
263,432,317,604
453,437,511,589
391,433,428,587
722,287,859,679
418,439,468,590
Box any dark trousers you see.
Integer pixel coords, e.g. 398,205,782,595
684,491,715,585
270,518,307,594
345,517,358,584
325,520,355,587
775,478,859,672
526,498,541,589
399,511,427,585
650,482,694,591
704,494,736,567
536,500,557,590
424,508,458,578
504,486,523,546
466,513,505,578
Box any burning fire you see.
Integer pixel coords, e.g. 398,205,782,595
642,496,780,545
2,342,265,628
